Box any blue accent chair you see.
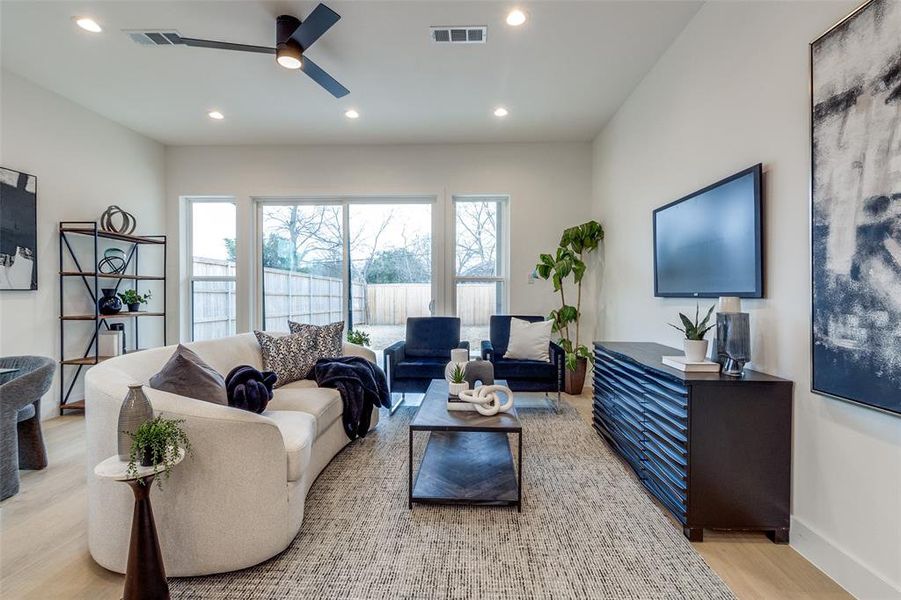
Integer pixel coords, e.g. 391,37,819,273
384,317,470,398
481,315,563,409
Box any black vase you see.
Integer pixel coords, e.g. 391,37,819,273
140,446,157,467
127,302,141,313
98,288,122,315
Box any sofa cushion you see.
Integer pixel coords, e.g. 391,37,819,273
254,330,321,388
288,321,344,370
394,357,448,379
269,383,343,437
148,344,228,405
492,357,557,380
264,411,316,482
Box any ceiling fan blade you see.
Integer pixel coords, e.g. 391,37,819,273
300,56,349,98
181,37,275,55
291,3,340,50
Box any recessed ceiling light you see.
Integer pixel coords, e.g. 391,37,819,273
75,17,102,33
345,109,360,119
494,107,509,117
208,110,225,120
506,9,527,27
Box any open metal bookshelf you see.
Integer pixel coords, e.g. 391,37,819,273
58,221,167,413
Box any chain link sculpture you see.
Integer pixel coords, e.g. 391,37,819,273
456,384,514,416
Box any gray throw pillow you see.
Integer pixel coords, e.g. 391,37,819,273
149,344,228,405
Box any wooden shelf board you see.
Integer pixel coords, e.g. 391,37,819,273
60,312,165,321
60,272,165,281
59,227,165,245
61,399,85,411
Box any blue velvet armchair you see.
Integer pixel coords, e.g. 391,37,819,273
383,317,469,398
481,315,563,409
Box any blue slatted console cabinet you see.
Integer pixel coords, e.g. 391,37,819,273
592,342,793,543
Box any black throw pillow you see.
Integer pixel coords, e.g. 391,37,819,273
225,365,277,414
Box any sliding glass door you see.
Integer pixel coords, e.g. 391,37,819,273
260,203,344,331
258,199,433,355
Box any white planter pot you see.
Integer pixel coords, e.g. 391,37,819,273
683,339,709,362
448,382,468,398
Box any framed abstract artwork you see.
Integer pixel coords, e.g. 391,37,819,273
0,167,38,291
810,0,901,416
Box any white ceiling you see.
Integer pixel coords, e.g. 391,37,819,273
0,1,701,146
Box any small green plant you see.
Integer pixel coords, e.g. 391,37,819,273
669,303,716,340
118,289,152,306
126,416,192,487
450,363,466,384
346,328,371,347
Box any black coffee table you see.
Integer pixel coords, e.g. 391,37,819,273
408,379,522,511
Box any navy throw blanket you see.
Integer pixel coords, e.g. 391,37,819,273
313,356,391,439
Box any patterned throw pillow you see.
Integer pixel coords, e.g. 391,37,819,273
288,321,344,361
254,322,345,387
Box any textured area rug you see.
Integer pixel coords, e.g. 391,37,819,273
171,404,735,599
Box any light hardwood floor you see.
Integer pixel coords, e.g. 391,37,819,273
0,397,851,600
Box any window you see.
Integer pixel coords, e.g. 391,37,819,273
453,196,508,349
188,200,236,341
257,199,434,355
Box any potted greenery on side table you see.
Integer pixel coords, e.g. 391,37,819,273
534,220,604,394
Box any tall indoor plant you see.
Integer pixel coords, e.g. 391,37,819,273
534,220,604,393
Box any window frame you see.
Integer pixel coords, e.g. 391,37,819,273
253,196,438,332
450,195,510,318
185,197,238,341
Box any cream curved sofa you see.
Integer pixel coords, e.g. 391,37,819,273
85,332,378,577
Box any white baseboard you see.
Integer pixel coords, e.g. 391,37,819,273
791,516,901,600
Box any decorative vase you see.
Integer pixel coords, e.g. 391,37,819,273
117,384,153,460
98,288,122,315
463,358,494,388
444,348,470,382
716,312,750,376
127,302,141,313
683,339,709,362
564,356,588,394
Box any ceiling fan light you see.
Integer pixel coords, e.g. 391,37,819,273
277,40,303,70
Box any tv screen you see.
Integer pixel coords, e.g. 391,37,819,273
653,164,763,298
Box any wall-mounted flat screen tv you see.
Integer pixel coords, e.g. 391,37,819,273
653,164,763,298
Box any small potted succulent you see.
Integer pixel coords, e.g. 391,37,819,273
118,289,152,313
346,328,371,347
669,303,716,362
448,363,468,398
126,416,191,487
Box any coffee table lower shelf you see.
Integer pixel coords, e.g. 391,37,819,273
410,431,521,510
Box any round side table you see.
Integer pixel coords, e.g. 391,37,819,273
94,450,184,600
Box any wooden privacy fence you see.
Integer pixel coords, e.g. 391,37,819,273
192,258,496,340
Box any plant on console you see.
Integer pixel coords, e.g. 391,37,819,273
668,303,716,362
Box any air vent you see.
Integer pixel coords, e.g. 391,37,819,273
430,26,487,44
124,30,184,46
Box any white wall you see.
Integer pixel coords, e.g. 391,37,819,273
165,142,593,344
591,2,900,598
0,70,166,418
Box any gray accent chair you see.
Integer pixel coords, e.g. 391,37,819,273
1,356,54,500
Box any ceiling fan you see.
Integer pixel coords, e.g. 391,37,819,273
179,3,349,98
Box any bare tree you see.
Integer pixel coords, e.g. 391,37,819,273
456,201,497,276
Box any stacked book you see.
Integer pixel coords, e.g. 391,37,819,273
662,355,721,373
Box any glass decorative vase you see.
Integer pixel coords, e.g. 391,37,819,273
117,384,153,460
98,288,122,315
